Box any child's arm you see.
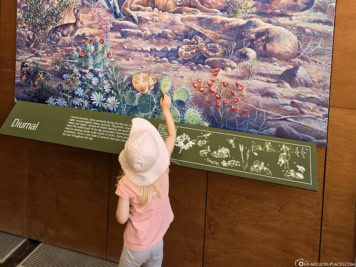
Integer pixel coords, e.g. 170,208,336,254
116,197,130,224
160,95,176,156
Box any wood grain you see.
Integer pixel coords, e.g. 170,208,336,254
106,155,126,262
163,165,206,267
107,162,207,266
0,67,24,235
0,135,29,235
0,0,16,71
330,0,356,109
0,69,15,124
320,107,356,262
24,141,111,259
204,147,325,267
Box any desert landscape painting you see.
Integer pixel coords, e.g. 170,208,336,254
15,0,336,145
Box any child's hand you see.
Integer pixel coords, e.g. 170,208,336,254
160,94,171,113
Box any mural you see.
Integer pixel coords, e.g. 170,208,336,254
15,0,336,145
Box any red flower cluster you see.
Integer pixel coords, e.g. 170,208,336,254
191,69,248,115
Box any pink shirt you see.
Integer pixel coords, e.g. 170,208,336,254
115,168,174,251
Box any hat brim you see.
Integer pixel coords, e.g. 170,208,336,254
119,118,170,186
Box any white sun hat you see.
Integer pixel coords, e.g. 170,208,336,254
119,118,170,186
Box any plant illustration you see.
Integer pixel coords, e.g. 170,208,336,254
18,0,77,41
225,0,256,19
238,60,257,80
70,36,112,69
175,133,196,153
193,68,248,129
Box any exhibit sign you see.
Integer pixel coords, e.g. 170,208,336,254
0,101,318,191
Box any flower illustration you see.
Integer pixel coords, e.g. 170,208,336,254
85,72,94,80
107,51,112,57
106,96,120,111
91,91,105,107
74,87,84,97
46,97,56,105
56,97,67,107
99,38,105,44
210,68,220,77
132,73,157,93
63,73,71,80
231,106,238,112
103,82,111,92
98,72,105,79
80,49,86,57
73,97,83,106
82,100,89,109
91,77,99,86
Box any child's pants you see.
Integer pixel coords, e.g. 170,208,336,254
118,240,163,267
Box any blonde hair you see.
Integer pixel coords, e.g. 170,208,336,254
117,172,162,206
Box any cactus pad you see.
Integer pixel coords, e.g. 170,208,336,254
159,75,172,94
125,91,137,105
184,108,202,125
137,93,154,114
155,107,181,122
173,87,190,107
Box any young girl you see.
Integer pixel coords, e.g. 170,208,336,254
115,94,176,267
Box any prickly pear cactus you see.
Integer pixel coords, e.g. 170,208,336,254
127,106,139,117
184,108,202,125
159,75,172,94
137,93,154,114
125,91,137,105
173,87,190,107
155,107,181,122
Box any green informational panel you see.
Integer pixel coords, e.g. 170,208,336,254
0,101,317,191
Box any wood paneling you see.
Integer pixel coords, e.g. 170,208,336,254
320,107,356,262
0,0,17,71
0,135,29,235
0,69,15,124
107,162,207,266
24,141,111,259
204,147,325,267
330,0,356,109
106,155,126,262
163,165,206,267
0,66,24,235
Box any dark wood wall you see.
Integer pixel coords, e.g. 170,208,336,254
0,0,355,266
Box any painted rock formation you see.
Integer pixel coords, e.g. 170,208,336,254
181,16,298,60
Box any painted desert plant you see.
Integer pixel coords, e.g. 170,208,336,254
70,36,112,69
155,75,209,126
193,68,248,129
18,0,77,39
238,60,257,80
225,0,256,19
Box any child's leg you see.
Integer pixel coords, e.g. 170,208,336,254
142,240,164,267
118,246,149,267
